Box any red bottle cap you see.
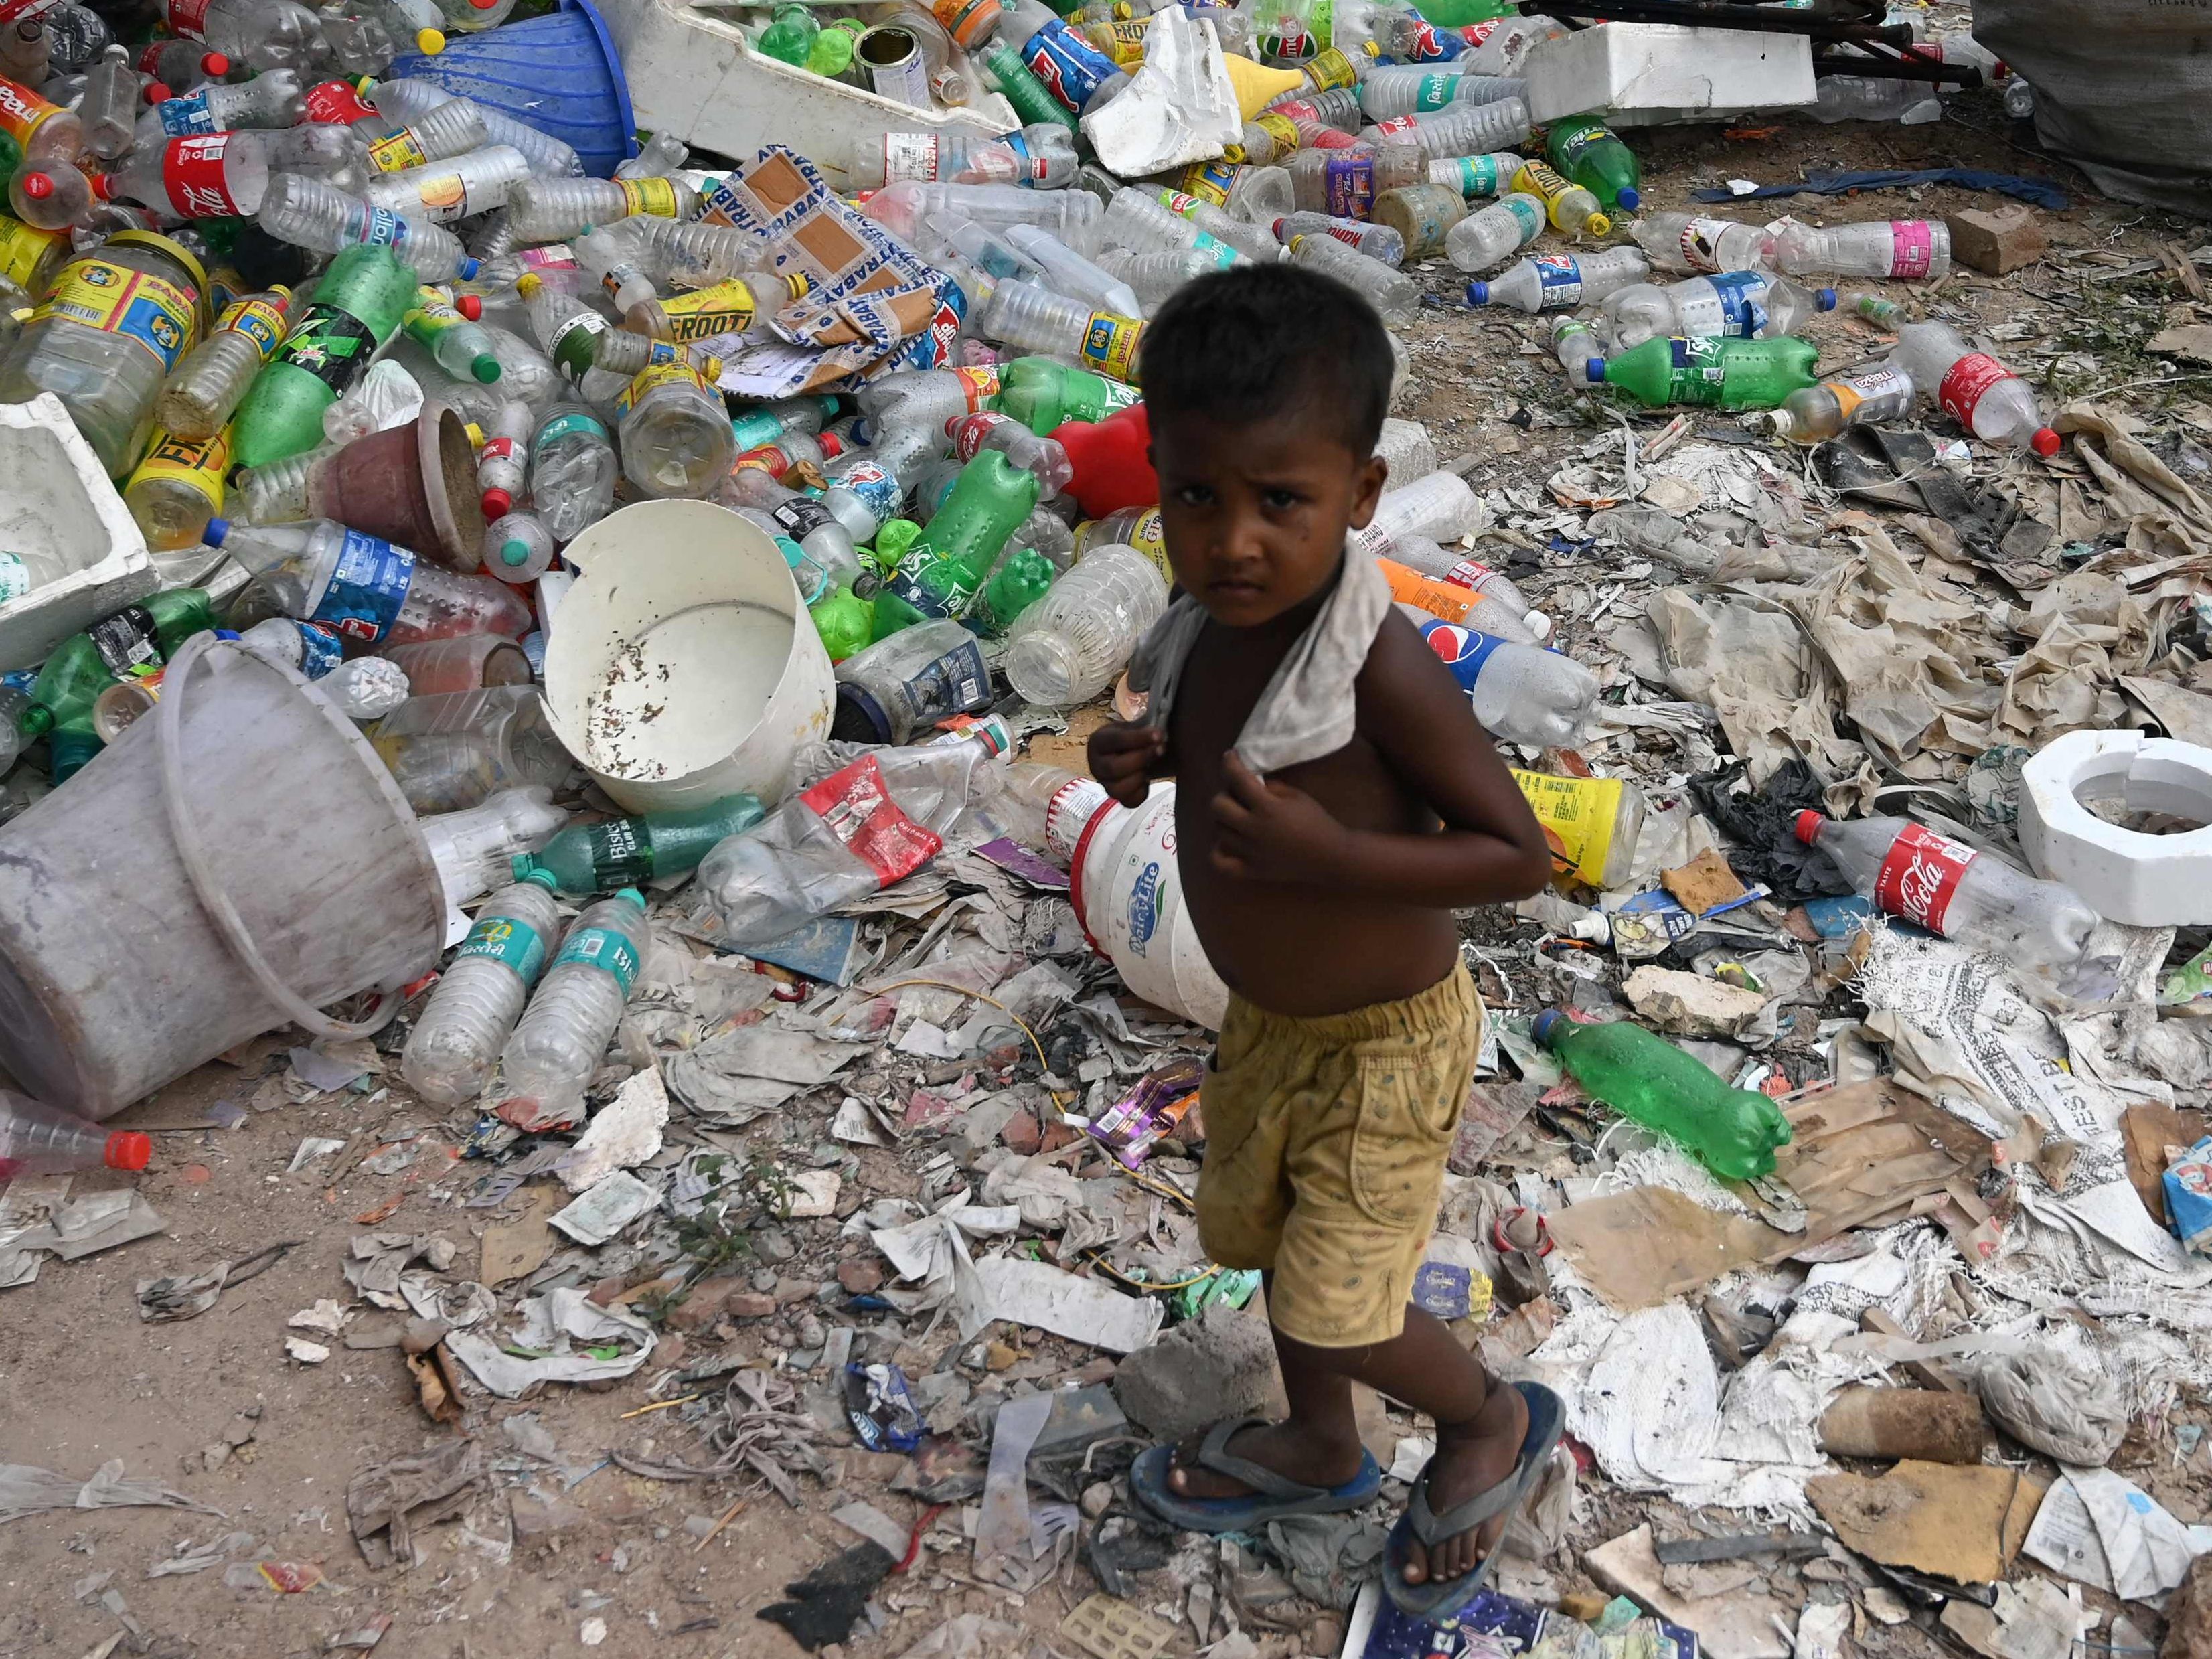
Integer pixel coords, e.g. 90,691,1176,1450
817,432,843,460
92,173,118,202
143,81,170,104
204,52,230,76
105,1131,152,1172
481,487,513,521
2031,427,2061,458
19,172,50,200
1793,809,1825,845
455,293,482,321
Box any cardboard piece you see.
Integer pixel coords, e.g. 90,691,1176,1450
1661,848,1750,917
1584,1523,1794,1659
1767,1079,1995,1257
1551,1187,1788,1311
1805,1460,2045,1585
479,1185,568,1286
2120,1103,2207,1225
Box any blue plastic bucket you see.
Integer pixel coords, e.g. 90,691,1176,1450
389,0,637,177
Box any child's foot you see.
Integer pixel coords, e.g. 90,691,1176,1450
1400,1380,1530,1587
1163,1419,1366,1500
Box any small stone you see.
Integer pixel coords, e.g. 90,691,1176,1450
773,1275,817,1306
664,1293,723,1334
751,1269,779,1293
586,1274,635,1306
1081,1482,1113,1518
223,1419,257,1447
796,1314,825,1349
1560,1591,1611,1623
724,1291,775,1320
1001,1111,1043,1156
1307,1613,1346,1656
753,1228,797,1264
837,1258,884,1295
656,1334,687,1368
1039,1119,1082,1154
401,1318,451,1356
1063,1356,1117,1385
1946,204,2047,276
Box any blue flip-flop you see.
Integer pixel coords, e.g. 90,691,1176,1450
1131,1415,1385,1534
1380,1382,1565,1620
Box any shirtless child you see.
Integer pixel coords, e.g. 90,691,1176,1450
1090,264,1563,1615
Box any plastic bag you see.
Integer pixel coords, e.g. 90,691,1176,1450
1977,1345,2128,1467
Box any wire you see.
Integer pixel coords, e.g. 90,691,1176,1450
1081,1251,1220,1293
870,978,1056,1083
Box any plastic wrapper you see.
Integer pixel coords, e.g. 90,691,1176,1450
844,1361,923,1452
1085,1056,1204,1170
1976,1345,2129,1466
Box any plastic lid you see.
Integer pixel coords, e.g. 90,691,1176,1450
463,422,483,446
203,517,231,546
1617,186,1640,211
1793,809,1826,844
104,1130,152,1172
516,273,542,298
1586,359,1606,382
204,52,230,75
19,703,52,736
19,173,50,201
481,487,512,521
1814,287,1838,311
214,628,240,641
511,856,558,888
818,432,843,460
458,256,480,280
455,293,483,321
613,887,646,908
830,683,893,744
2031,426,2062,458
1530,1008,1565,1047
91,173,117,202
1466,281,1489,305
143,82,170,104
414,26,447,52
499,537,530,566
470,353,500,383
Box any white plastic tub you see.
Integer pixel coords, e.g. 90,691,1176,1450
0,394,157,674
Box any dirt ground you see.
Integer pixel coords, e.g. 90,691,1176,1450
8,84,2212,1659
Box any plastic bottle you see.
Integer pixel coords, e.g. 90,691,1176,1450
0,1092,151,1178
509,175,696,245
256,173,478,282
878,449,1042,630
994,353,1141,432
1352,469,1483,554
479,509,554,581
616,360,733,500
979,284,1143,382
1428,150,1523,198
1018,14,1131,117
1366,96,1528,161
1100,187,1245,268
1380,558,1534,641
1411,614,1592,746
382,631,533,696
135,40,230,89
722,465,866,589
0,231,205,477
1767,359,1917,445
1591,335,1820,410
1632,212,1773,276
0,71,84,169
583,214,775,303
1886,320,2059,453
0,22,46,88
1286,143,1423,218
1002,223,1141,319
1274,210,1404,264
8,161,98,233
416,784,568,904
1285,232,1417,325
124,426,228,550
1809,74,1942,125
17,588,216,737
93,127,361,220
850,125,1068,189
366,79,584,179
1507,157,1606,237
614,130,688,181
1794,812,2100,982
402,287,501,384
137,66,304,143
228,243,414,469
1163,161,1295,229
1389,540,1531,615
1265,87,1363,132
514,796,765,894
321,356,424,446
1467,246,1648,313
78,44,136,159
233,615,351,680
978,39,1080,133
495,887,649,1127
1601,272,1836,351
1543,114,1639,212
531,404,617,542
1533,1012,1790,1180
153,286,291,440
1357,64,1514,118
360,145,530,226
953,408,1078,497
362,98,486,175
1002,543,1168,706
206,516,532,646
1549,314,1598,385
162,0,326,69
1443,190,1543,272
1772,219,1950,283
473,397,532,519
621,272,802,345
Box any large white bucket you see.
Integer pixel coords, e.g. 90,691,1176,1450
544,500,835,814
1069,782,1231,1030
0,634,445,1117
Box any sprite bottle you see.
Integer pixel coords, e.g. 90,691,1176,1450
874,450,1040,637
510,795,764,894
992,356,1141,435
230,242,416,468
1545,115,1642,213
1590,335,1819,410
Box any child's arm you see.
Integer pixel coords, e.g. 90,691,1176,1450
1088,720,1170,807
1207,609,1553,905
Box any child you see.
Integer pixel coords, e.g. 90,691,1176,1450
1092,264,1563,1617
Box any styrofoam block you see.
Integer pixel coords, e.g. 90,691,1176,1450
2019,730,2212,927
1522,22,1815,126
0,394,155,674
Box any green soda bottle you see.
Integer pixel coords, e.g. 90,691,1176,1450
1415,0,1510,23
1591,335,1818,410
809,18,864,76
979,42,1082,133
511,795,765,894
874,450,1041,637
993,356,1142,434
18,587,218,738
757,2,821,64
1534,1010,1792,1181
230,244,418,469
870,519,921,579
1545,115,1642,213
970,546,1056,637
810,584,875,661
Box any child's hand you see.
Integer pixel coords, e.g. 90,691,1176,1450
1089,720,1167,807
1210,753,1348,884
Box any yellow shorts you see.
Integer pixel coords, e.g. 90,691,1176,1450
1195,963,1482,1350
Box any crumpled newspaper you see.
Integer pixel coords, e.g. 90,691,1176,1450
1,1460,221,1525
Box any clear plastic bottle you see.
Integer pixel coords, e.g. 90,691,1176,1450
1265,86,1362,131
256,173,479,281
850,125,1073,189
1002,542,1168,706
1549,314,1599,385
362,100,486,176
1273,210,1404,264
233,440,339,524
979,283,1143,380
1772,219,1950,283
1152,186,1282,262
1886,319,2058,452
1002,223,1141,320
153,287,290,441
480,323,564,413
1794,811,2099,982
507,175,696,244
475,396,532,519
416,783,569,902
366,78,584,179
137,65,304,143
1100,187,1245,268
322,357,423,446
722,466,865,588
1352,469,1482,554
78,44,137,159
164,0,327,70
947,410,1073,493
1809,74,1942,125
1097,246,1241,313
0,21,49,86
1767,359,1916,445
496,886,649,1125
95,127,359,219
1285,232,1416,325
1411,613,1591,746
1632,212,1773,276
384,631,533,696
403,870,564,1104
482,509,555,581
858,365,1002,435
866,179,1103,252
616,361,734,499
0,1092,151,1178
1364,94,1529,159
612,129,687,180
1428,150,1524,198
9,161,95,232
1601,272,1836,351
360,145,531,226
1467,246,1648,312
206,516,534,646
134,40,230,89
1285,143,1424,216
531,404,617,542
1393,540,1531,616
584,214,773,300
827,616,990,742
1443,190,1543,272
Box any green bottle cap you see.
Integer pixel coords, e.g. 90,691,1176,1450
513,860,557,888
614,888,646,908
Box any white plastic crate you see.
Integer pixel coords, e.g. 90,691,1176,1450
0,394,157,675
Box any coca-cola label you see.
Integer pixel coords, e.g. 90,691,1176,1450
1441,558,1494,592
166,0,213,35
1938,353,2015,431
305,79,376,125
161,134,242,217
1372,114,1419,137
1888,220,1937,280
1872,821,1976,933
313,529,415,643
798,754,945,886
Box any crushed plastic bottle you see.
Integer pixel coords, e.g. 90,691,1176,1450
1534,1012,1790,1180
1767,360,1916,445
1632,212,1773,276
1467,246,1647,312
1773,218,1951,282
1599,271,1836,351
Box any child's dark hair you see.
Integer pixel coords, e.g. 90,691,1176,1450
1137,263,1393,459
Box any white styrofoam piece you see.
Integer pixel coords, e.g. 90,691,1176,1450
590,0,1016,183
1081,10,1241,178
1522,22,1815,127
0,394,156,674
2018,730,2212,927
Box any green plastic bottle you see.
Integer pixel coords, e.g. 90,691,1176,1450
874,450,1041,637
230,243,418,469
809,18,864,76
970,546,1056,637
870,519,921,579
1591,335,1819,410
511,795,765,894
756,2,820,64
1413,0,1510,23
993,356,1142,434
1545,116,1642,213
810,584,875,661
1534,1010,1792,1181
979,42,1082,133
18,587,218,738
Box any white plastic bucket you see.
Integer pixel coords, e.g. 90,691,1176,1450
1069,782,1230,1030
0,633,444,1117
544,499,834,814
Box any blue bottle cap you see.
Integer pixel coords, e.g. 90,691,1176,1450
203,517,231,546
459,256,481,279
1586,359,1607,382
1815,287,1838,311
1532,1008,1566,1046
1617,185,1640,211
1466,281,1490,305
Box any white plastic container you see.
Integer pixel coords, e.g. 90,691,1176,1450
543,499,834,813
1520,21,1814,125
0,393,157,674
1066,781,1230,1029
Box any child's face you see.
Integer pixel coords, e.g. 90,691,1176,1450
1148,409,1389,630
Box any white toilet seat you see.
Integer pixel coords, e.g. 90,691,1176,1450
2018,730,2212,927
